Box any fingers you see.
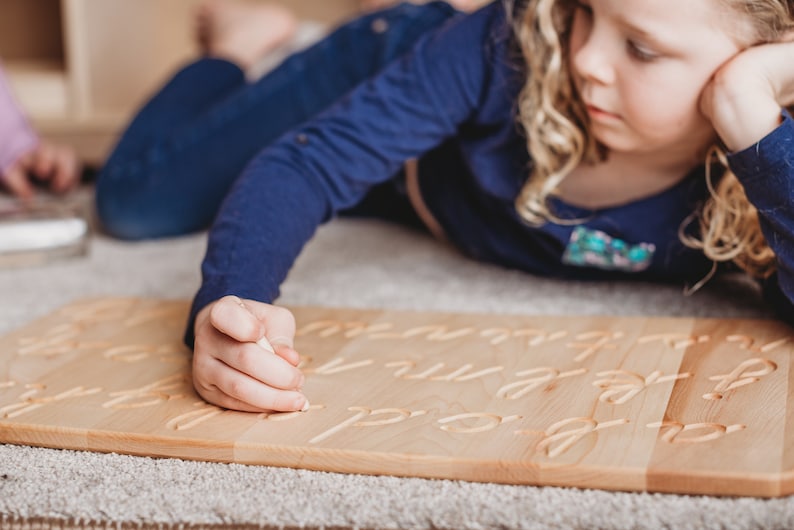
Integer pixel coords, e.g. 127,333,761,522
32,142,56,178
50,145,81,194
211,332,303,391
193,354,307,412
1,143,82,198
29,142,82,194
1,162,34,199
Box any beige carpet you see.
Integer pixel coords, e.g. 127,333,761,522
0,190,791,529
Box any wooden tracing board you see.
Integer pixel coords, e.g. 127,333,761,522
1,297,793,497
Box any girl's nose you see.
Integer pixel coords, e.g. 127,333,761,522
571,31,616,86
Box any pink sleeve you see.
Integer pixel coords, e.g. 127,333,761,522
0,63,39,176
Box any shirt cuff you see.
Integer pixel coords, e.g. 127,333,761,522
727,109,793,212
0,65,39,177
0,126,38,177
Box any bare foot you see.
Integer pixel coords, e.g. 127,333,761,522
196,0,298,70
446,0,484,11
359,0,482,13
359,0,397,11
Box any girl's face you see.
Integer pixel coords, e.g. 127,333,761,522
568,0,751,158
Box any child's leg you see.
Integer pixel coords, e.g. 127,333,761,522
96,1,457,240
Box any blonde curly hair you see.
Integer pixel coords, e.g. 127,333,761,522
511,0,794,279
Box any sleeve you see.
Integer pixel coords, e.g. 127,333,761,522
184,4,507,346
0,62,39,176
727,110,794,327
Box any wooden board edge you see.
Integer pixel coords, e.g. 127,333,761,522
648,468,794,498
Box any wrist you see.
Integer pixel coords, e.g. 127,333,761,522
708,80,781,151
720,102,781,152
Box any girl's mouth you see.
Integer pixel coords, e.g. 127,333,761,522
586,104,620,121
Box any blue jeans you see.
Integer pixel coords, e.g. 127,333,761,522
96,2,457,239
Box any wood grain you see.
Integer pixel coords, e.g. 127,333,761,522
0,297,792,497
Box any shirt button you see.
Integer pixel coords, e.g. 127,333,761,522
296,133,309,145
371,18,388,33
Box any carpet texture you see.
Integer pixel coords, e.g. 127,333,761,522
1,195,792,529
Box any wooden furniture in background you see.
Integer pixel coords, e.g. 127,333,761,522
0,0,358,166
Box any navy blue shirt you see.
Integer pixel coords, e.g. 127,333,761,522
187,2,794,344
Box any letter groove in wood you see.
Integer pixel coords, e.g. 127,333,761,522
0,297,792,497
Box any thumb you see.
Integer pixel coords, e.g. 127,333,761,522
208,295,265,343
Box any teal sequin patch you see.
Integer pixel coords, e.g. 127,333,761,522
562,226,655,272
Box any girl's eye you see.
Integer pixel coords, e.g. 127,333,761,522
572,0,592,16
626,40,659,62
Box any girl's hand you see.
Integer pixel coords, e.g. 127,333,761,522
192,295,308,412
1,141,82,199
700,36,794,152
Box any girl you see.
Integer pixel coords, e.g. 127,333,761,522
95,0,794,413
